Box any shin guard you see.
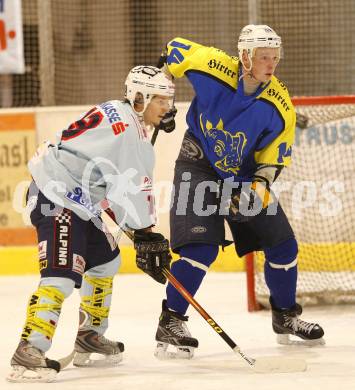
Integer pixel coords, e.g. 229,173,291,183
21,286,65,352
79,275,114,335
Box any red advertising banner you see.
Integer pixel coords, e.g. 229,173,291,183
0,0,24,73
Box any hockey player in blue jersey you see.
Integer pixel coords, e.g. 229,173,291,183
7,66,175,382
154,25,325,359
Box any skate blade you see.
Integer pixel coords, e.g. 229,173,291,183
154,342,194,360
73,351,123,367
6,365,57,383
253,356,307,373
277,334,326,346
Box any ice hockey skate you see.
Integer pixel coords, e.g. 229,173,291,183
271,299,325,346
72,329,124,367
154,300,198,359
7,340,60,383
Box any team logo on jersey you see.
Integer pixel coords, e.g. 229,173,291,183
199,115,247,175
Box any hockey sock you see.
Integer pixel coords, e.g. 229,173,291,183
264,238,298,309
21,277,74,352
79,275,114,334
166,243,218,315
79,257,120,335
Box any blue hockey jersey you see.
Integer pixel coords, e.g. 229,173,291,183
166,37,296,181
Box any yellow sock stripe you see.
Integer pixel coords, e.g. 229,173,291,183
80,275,114,320
80,302,110,319
27,302,62,313
83,288,113,302
25,317,57,339
37,286,65,304
22,286,65,339
83,275,113,289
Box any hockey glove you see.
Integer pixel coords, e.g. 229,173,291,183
230,181,273,223
156,46,168,69
154,106,177,133
134,230,172,284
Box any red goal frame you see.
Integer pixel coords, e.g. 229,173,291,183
246,95,355,312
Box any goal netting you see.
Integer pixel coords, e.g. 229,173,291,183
247,96,355,309
2,0,355,108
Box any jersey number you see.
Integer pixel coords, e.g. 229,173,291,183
167,41,191,65
61,107,104,140
277,142,292,163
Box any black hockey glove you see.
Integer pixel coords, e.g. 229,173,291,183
154,106,177,133
230,181,272,223
156,46,168,69
134,230,172,284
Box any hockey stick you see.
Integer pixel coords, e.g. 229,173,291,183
151,127,159,145
161,268,306,373
58,215,306,372
59,126,305,373
96,224,306,373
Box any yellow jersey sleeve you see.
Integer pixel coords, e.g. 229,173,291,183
166,37,238,88
254,78,296,167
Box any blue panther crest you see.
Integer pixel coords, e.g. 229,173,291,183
200,115,247,175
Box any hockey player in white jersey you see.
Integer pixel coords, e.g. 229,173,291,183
7,66,176,383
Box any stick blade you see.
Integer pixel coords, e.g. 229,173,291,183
58,350,75,370
253,356,307,373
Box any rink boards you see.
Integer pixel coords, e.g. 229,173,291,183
1,242,354,275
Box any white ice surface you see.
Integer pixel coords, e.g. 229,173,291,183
1,273,355,389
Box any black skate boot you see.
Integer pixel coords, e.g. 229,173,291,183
7,340,60,383
270,299,325,346
154,300,198,359
73,329,125,367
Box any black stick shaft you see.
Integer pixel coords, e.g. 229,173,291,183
151,127,159,145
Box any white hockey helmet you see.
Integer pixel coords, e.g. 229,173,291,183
125,65,175,115
237,24,282,58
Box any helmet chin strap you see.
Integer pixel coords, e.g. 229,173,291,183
239,70,259,82
138,109,155,133
240,51,267,84
239,58,263,95
133,93,154,126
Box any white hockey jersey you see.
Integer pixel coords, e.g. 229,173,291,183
28,101,156,230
